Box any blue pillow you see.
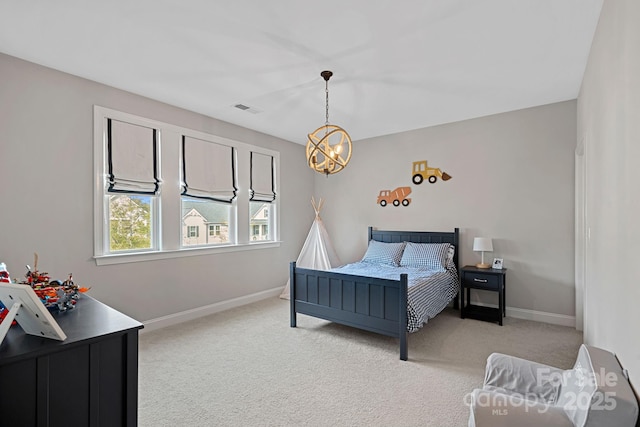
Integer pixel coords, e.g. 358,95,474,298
400,242,451,271
361,240,406,266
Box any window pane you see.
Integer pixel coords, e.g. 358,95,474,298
208,224,220,236
249,152,275,202
108,119,159,194
109,195,153,251
182,136,237,203
182,197,230,246
249,201,272,241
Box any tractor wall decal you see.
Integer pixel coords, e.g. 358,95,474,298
376,160,452,207
411,160,452,184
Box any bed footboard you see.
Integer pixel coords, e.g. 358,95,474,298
290,262,409,360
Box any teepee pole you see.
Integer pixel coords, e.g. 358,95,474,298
311,197,323,219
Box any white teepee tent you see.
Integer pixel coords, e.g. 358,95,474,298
280,198,341,299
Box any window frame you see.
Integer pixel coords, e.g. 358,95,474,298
93,106,280,265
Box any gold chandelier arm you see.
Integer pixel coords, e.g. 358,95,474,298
307,132,322,143
334,155,347,166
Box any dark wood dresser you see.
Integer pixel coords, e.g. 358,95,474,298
0,295,143,426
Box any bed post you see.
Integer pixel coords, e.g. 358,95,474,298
290,261,297,328
453,228,459,269
367,226,373,242
453,227,460,310
399,273,408,361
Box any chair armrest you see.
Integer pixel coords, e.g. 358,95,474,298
468,389,574,427
484,353,565,404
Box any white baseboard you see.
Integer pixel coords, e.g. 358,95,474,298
472,302,576,328
141,288,576,333
141,286,284,333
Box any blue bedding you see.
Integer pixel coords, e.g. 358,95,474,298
331,262,459,332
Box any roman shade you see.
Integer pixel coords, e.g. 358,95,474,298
107,119,159,194
250,152,276,202
182,136,237,203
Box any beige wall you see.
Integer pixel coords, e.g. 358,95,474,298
578,0,640,389
316,101,577,321
0,49,583,331
0,53,315,322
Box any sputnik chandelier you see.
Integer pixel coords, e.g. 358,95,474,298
306,70,352,176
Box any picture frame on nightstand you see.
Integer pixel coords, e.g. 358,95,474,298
492,258,503,269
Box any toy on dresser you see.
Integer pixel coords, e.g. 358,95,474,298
22,254,90,312
0,254,90,318
0,262,15,325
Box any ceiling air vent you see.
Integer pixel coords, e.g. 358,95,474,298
233,103,262,114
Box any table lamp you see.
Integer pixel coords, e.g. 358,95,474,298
473,237,493,269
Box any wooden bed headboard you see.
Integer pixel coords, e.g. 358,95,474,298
367,226,460,271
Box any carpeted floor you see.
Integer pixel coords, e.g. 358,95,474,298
138,297,582,427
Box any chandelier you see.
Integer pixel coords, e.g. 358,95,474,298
306,71,352,176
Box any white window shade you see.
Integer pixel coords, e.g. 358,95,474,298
250,152,276,202
107,119,159,194
182,136,237,203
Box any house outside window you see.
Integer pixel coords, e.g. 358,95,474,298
249,202,272,241
182,199,229,246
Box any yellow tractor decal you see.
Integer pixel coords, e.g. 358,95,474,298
412,160,452,185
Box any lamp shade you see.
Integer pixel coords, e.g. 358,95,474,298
473,237,493,252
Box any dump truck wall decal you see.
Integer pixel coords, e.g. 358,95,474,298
411,160,452,184
377,186,412,207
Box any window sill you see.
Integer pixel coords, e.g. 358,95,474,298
94,241,281,266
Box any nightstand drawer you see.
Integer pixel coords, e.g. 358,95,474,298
463,272,499,290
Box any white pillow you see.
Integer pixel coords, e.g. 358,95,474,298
399,242,451,271
361,240,406,266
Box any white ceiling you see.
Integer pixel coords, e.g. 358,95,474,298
0,0,603,144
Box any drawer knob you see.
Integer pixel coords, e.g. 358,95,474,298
473,278,488,283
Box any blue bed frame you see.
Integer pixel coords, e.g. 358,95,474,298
290,227,459,361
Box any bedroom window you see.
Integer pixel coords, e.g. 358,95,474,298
249,151,275,242
181,135,236,247
104,118,159,253
94,106,280,265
